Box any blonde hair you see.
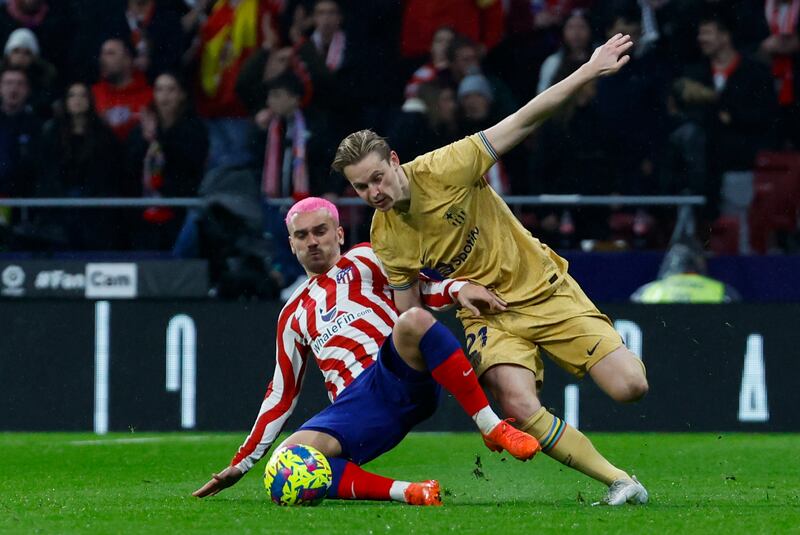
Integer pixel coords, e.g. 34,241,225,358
331,129,392,175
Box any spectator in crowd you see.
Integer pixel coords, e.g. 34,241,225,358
404,26,455,99
2,28,56,120
0,66,38,198
488,0,593,105
390,80,459,161
631,241,741,303
92,37,153,141
528,77,613,246
446,35,518,117
193,0,281,170
758,0,800,148
120,0,186,81
455,72,514,195
251,71,337,200
594,4,669,196
127,71,208,249
0,0,69,80
400,0,504,62
657,79,708,200
37,81,124,249
291,0,357,133
234,9,312,116
537,9,593,94
0,66,39,243
677,12,778,250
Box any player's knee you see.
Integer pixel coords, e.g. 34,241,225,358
395,307,435,340
494,389,541,421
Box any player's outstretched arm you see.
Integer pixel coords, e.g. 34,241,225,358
484,33,633,157
192,465,244,498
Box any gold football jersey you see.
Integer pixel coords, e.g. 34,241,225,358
371,132,568,306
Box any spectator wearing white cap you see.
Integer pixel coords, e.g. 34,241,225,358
0,0,69,80
1,27,56,119
457,71,511,195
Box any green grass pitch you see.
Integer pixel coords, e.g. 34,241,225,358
1,432,798,534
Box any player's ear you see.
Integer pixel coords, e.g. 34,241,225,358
389,150,400,166
337,226,344,245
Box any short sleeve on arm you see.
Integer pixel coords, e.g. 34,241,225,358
412,133,498,188
371,217,421,290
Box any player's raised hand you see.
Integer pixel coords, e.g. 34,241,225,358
192,465,244,498
456,283,507,316
587,33,633,78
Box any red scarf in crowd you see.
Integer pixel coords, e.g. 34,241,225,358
262,111,309,201
311,30,346,72
766,0,800,105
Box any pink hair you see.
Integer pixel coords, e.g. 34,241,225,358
285,197,340,228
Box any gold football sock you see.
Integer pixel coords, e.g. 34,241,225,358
521,407,629,485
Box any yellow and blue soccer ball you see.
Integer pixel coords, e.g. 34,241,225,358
263,444,332,506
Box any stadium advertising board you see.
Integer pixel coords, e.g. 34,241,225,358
0,260,208,299
0,302,797,432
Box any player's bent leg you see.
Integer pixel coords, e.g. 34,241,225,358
391,307,436,370
483,363,630,486
394,312,539,460
277,430,343,458
481,363,543,420
326,457,442,506
588,346,649,403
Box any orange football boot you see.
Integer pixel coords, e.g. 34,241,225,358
404,480,443,506
482,419,541,461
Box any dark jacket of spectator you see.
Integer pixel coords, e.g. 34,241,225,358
683,56,779,174
127,113,209,197
0,68,39,197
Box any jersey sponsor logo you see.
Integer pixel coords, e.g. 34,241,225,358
336,266,355,284
311,308,372,354
443,206,467,227
430,226,480,277
320,306,338,322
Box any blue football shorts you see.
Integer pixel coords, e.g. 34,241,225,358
298,335,441,465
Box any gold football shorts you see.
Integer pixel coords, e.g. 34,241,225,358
460,274,623,385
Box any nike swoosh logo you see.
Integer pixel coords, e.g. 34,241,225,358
587,339,602,356
350,481,357,499
320,307,337,322
462,368,473,377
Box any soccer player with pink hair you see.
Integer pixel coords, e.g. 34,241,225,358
193,197,539,505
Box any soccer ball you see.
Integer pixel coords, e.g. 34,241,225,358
263,444,333,506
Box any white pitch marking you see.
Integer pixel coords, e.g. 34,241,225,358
69,435,221,446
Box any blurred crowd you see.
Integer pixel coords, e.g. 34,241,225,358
0,0,797,266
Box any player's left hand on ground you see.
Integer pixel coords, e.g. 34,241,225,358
192,465,244,498
588,33,633,77
457,283,507,316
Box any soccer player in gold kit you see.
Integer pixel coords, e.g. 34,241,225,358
332,33,649,505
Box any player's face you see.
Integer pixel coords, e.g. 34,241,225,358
287,208,344,275
344,151,406,212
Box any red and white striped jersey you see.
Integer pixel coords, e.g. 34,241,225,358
231,242,466,473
